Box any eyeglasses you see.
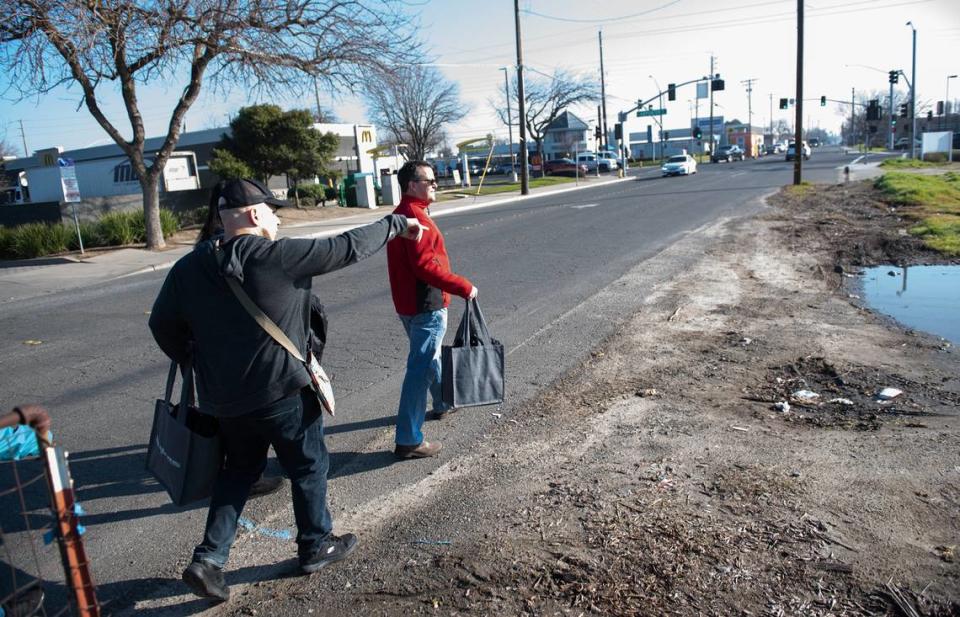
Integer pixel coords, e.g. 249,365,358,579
414,177,438,185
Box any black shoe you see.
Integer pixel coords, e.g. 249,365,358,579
394,440,442,459
182,560,229,602
249,474,285,498
300,533,358,574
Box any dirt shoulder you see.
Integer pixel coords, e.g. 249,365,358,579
225,180,959,616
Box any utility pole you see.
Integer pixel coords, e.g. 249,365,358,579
598,31,609,150
501,66,517,182
889,74,895,150
514,0,529,194
769,93,774,138
850,87,855,148
709,55,715,161
907,22,917,159
741,78,757,156
19,119,29,157
793,0,803,185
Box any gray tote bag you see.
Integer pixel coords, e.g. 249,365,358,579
441,298,505,407
146,360,222,506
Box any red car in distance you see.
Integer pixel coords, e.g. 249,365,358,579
542,158,589,177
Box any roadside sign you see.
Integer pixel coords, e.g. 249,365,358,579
58,158,81,203
637,108,667,117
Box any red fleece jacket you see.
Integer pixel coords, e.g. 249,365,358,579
387,196,473,316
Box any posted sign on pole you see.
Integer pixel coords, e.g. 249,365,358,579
58,158,85,254
58,158,81,203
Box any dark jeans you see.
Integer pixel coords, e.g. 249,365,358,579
192,388,332,567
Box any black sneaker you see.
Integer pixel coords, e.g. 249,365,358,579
182,560,229,602
429,406,458,420
300,533,359,574
249,474,285,498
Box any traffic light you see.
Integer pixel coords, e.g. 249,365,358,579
928,110,934,120
595,126,602,139
899,103,909,118
614,123,623,140
820,95,826,107
667,83,676,101
866,99,880,121
711,77,725,91
937,101,945,115
889,70,899,84
693,126,702,140
779,98,788,109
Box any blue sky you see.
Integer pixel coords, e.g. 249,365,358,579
2,0,958,156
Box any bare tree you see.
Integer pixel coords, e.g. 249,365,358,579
364,65,467,161
493,70,598,176
1,0,420,249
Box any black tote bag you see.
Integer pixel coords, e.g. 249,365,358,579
146,360,222,506
441,298,505,407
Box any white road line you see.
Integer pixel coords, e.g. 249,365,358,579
571,203,600,209
849,155,865,165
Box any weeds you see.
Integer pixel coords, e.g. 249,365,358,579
0,209,182,260
874,171,960,256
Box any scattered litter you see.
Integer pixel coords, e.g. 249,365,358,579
790,471,802,477
828,398,854,406
887,270,898,277
791,389,821,403
740,337,753,346
22,340,42,346
877,387,903,400
636,388,659,398
410,539,452,546
237,516,293,541
491,412,502,419
773,401,791,413
848,294,860,300
730,426,749,432
934,545,955,563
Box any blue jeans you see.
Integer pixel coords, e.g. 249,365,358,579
396,308,450,446
193,389,333,567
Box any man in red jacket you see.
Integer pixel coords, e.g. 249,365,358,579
387,161,478,458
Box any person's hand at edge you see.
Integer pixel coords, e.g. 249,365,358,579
2,404,51,434
468,286,478,300
401,217,427,242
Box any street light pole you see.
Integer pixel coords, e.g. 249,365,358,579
946,74,957,127
907,21,917,159
514,0,529,194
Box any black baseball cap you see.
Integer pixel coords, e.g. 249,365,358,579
216,178,290,211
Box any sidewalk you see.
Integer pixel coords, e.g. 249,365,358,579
0,174,632,305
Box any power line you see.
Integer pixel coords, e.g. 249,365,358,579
521,0,683,24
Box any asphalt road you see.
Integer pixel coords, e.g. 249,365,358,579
0,147,862,612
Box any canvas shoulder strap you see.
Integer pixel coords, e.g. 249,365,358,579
214,246,306,363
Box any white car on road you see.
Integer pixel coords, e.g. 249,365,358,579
661,154,697,176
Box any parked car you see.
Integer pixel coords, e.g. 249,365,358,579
785,141,811,161
542,158,589,177
763,144,779,155
711,144,744,163
808,138,821,148
574,153,599,173
596,151,620,171
661,154,697,177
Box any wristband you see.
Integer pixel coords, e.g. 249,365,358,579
13,407,27,425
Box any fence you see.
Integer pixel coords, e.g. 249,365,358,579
1,426,99,617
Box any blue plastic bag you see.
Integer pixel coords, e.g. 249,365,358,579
0,426,46,461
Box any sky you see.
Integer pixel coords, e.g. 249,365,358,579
2,0,959,157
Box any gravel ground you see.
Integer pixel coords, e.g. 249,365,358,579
206,179,960,616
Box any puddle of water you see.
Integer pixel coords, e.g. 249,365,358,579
861,265,960,344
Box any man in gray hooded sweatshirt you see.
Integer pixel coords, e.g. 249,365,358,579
149,178,423,602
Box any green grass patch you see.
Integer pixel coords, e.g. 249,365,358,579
784,181,814,197
909,214,960,256
874,172,960,212
880,158,943,169
442,175,576,198
874,171,960,255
